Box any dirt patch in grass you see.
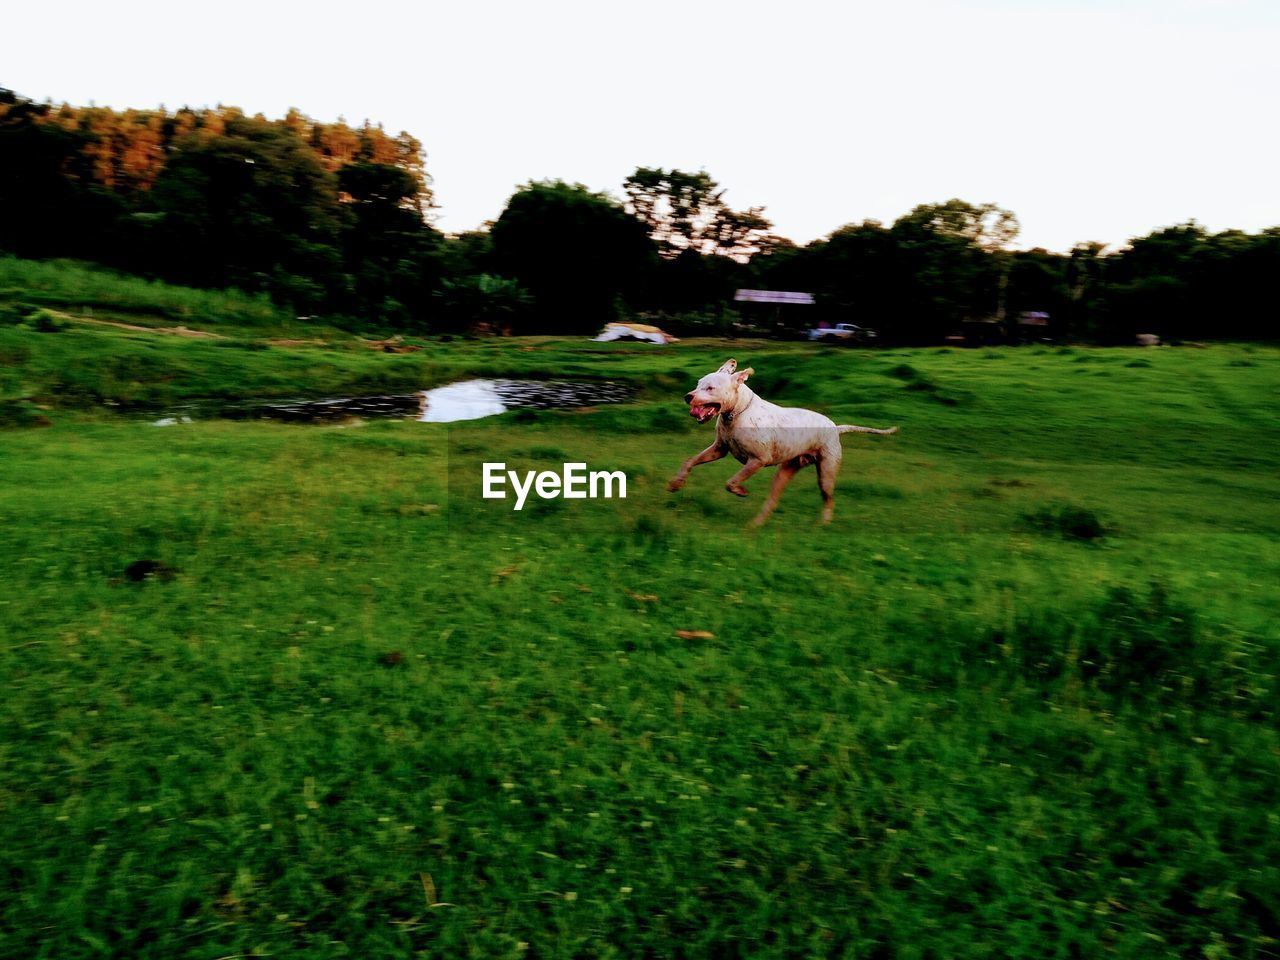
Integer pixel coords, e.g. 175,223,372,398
59,312,227,339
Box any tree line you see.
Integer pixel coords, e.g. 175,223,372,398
2,88,1276,343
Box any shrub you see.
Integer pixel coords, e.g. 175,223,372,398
26,308,66,332
0,400,48,428
1023,504,1107,541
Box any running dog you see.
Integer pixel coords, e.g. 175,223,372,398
667,359,898,525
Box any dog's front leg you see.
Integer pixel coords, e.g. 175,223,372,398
667,442,726,491
725,458,765,497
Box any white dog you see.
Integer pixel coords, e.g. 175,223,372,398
667,358,898,525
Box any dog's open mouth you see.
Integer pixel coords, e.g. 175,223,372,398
689,402,720,423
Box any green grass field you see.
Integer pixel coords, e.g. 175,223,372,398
2,263,1278,958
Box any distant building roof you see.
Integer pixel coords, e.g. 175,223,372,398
734,289,815,305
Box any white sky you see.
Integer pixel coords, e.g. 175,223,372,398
7,0,1278,252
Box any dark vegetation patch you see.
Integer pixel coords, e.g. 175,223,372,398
628,513,673,544
27,309,67,333
902,374,968,406
212,339,271,351
123,559,179,582
1023,503,1108,541
890,583,1276,716
0,342,32,365
513,446,569,461
0,400,50,428
842,481,906,499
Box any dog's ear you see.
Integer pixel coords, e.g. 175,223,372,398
734,367,754,383
718,358,737,374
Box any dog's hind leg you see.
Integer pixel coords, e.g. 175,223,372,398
751,458,802,527
815,446,842,524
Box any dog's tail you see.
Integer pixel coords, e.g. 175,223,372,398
837,424,899,436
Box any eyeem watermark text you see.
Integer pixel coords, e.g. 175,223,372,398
482,462,627,511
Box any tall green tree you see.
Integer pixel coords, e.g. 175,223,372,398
624,167,719,255
894,199,1020,253
337,161,442,326
0,90,121,260
623,167,773,260
1006,249,1069,324
148,116,345,312
1063,242,1110,341
888,200,1018,340
434,273,531,334
490,180,655,332
756,220,897,332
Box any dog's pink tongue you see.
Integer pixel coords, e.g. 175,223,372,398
691,404,708,420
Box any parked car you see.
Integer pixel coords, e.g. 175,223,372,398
808,323,878,343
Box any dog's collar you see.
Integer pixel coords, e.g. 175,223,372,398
722,394,754,425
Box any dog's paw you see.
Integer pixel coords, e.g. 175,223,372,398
726,483,749,498
666,477,685,492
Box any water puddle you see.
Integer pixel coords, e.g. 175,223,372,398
223,394,423,423
419,379,631,422
149,379,632,425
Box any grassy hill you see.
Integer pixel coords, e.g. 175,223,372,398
1,259,1278,958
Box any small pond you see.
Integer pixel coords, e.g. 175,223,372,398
419,379,632,422
150,379,633,425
